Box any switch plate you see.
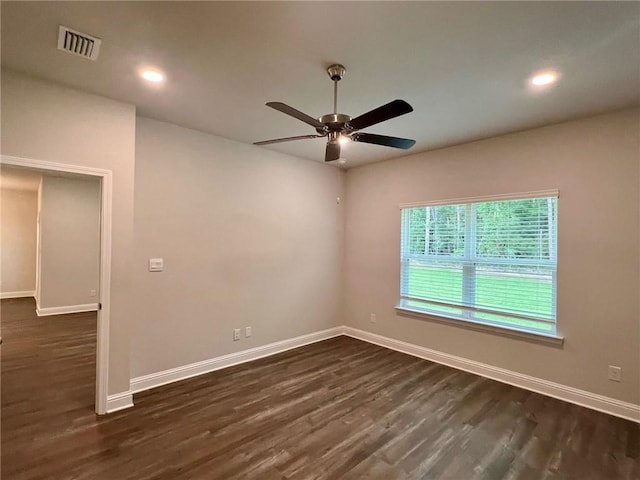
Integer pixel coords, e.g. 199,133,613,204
233,329,241,341
90,289,97,297
148,258,164,272
608,365,622,382
370,313,377,323
245,326,252,338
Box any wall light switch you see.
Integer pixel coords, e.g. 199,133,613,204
148,258,164,272
608,365,622,382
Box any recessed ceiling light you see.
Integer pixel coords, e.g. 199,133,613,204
140,69,164,83
530,70,558,87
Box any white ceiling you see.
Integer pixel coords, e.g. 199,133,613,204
2,2,639,168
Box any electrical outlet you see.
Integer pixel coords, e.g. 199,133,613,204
89,289,97,297
608,365,622,382
370,313,377,323
233,329,241,341
245,326,252,338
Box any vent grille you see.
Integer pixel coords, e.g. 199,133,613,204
57,26,101,61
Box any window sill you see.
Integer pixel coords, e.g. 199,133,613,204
394,305,564,347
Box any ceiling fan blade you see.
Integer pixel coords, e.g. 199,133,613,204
349,99,413,131
254,134,324,146
351,132,416,149
325,142,341,162
266,102,325,129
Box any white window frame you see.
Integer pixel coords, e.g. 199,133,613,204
396,190,563,346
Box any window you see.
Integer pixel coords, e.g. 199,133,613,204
399,192,558,336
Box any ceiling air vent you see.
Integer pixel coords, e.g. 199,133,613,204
57,25,101,61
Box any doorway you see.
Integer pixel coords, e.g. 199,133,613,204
1,155,112,414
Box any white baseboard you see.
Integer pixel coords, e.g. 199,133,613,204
343,326,640,423
121,324,639,423
0,290,35,299
130,326,344,394
106,391,134,413
36,303,99,316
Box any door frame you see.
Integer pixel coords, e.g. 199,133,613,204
1,154,112,414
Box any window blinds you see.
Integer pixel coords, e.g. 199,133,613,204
400,194,558,333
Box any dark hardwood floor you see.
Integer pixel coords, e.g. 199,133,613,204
1,297,638,480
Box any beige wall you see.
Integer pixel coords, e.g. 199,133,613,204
344,108,640,404
38,176,101,309
1,70,136,395
132,117,345,376
0,187,38,294
2,68,636,409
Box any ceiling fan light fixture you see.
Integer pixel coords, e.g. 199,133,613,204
328,131,350,145
338,134,350,145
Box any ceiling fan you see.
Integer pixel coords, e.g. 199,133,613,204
254,64,416,162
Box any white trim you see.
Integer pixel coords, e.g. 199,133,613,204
121,325,637,423
1,155,112,415
36,177,43,306
36,303,99,316
2,155,113,178
395,305,564,347
0,290,35,299
95,170,113,415
343,327,640,423
399,189,559,209
106,391,134,413
130,327,344,394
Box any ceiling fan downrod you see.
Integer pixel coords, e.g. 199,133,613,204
327,64,345,114
316,64,351,136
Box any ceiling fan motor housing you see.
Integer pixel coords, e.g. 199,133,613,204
317,113,351,134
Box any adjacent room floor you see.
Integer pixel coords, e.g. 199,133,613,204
1,297,638,480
